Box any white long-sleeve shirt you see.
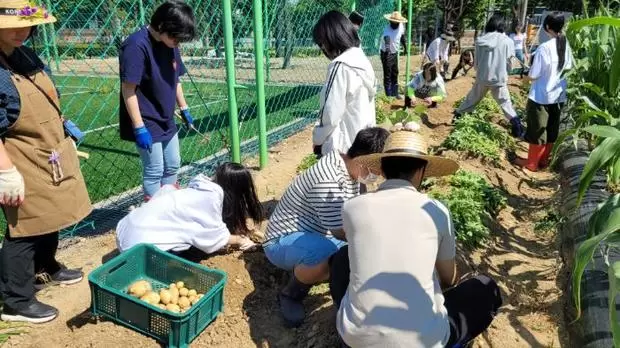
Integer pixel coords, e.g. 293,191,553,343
312,47,377,155
116,175,231,254
426,37,450,62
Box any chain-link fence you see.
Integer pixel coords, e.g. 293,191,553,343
1,0,401,240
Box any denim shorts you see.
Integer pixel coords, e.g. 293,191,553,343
263,232,346,271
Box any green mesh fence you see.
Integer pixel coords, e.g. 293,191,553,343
0,0,397,240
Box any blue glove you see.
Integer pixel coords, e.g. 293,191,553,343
180,108,194,127
134,126,152,151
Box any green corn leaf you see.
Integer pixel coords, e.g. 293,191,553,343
611,155,620,185
582,125,620,139
578,95,602,112
578,138,620,206
608,261,620,348
610,34,620,95
573,215,620,319
569,17,620,33
587,195,620,239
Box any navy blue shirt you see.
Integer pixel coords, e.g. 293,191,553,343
118,26,186,143
0,47,55,137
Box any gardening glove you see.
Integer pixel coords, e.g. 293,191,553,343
0,166,25,207
180,108,194,127
238,236,257,252
134,126,153,152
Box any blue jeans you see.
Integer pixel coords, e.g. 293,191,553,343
264,232,346,271
137,133,181,198
514,49,525,63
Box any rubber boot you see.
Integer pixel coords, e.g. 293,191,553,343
514,144,545,172
539,143,554,169
278,274,311,328
510,117,525,139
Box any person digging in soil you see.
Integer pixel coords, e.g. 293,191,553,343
312,11,377,159
405,62,447,109
0,0,92,323
328,127,503,348
513,13,573,172
379,11,407,99
263,127,389,328
116,162,264,255
425,30,456,80
119,0,197,202
450,48,475,80
453,14,525,139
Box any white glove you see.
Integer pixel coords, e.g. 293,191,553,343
0,166,25,206
238,236,257,252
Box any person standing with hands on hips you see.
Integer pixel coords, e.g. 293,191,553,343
119,0,196,201
0,0,92,323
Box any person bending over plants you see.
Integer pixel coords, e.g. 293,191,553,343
453,14,525,139
514,13,573,172
329,127,502,348
263,127,389,328
116,163,264,256
405,62,447,108
119,0,197,202
450,48,475,80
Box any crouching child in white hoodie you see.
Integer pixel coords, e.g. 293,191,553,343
116,163,264,256
312,10,377,159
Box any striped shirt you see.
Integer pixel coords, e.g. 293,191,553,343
265,151,359,241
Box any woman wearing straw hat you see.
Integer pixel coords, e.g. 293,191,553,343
0,0,92,323
380,11,407,98
329,127,502,347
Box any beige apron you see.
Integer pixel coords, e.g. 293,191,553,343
1,66,92,238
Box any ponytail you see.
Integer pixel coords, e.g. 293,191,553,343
556,33,567,72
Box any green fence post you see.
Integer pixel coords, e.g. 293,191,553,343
404,0,413,93
223,0,241,162
264,0,271,83
40,22,51,68
45,0,60,71
138,0,146,25
253,0,268,168
397,0,402,13
351,0,356,11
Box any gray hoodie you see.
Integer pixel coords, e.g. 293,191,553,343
474,32,513,86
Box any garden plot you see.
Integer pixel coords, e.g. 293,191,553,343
1,76,566,348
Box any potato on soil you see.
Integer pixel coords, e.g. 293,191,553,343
179,288,189,297
128,280,151,297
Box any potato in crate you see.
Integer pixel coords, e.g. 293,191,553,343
88,243,227,347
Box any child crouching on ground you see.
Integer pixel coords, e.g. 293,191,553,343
405,63,447,108
116,163,264,255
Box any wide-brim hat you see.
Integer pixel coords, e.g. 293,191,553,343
355,127,459,178
383,11,408,24
0,0,56,29
440,30,456,42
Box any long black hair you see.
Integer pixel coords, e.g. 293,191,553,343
543,12,567,72
212,163,264,235
485,14,506,33
313,10,360,60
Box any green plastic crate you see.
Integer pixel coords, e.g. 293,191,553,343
88,243,227,347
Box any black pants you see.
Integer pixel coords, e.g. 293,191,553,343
0,232,61,310
380,51,399,96
524,100,565,145
329,246,502,347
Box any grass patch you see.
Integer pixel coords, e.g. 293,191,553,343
426,170,507,248
443,97,516,164
297,154,318,173
534,210,563,234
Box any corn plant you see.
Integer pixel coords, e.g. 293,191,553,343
560,12,620,347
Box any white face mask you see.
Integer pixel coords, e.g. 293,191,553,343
358,171,379,185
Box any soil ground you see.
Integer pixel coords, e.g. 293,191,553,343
3,75,568,348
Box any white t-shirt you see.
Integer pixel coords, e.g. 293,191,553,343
115,175,231,254
528,37,573,105
337,180,456,348
380,24,405,54
426,37,450,62
510,33,525,51
265,151,359,241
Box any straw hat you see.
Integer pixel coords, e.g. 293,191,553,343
355,127,459,178
0,0,56,29
383,11,408,24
